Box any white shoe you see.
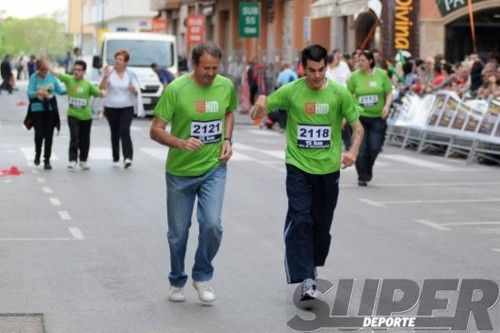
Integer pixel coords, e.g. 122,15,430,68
79,161,90,170
67,161,77,169
193,281,216,303
168,286,185,302
112,161,120,167
124,158,132,169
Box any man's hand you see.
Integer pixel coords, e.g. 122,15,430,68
219,140,232,162
381,105,390,119
341,150,357,169
250,95,267,120
180,137,203,152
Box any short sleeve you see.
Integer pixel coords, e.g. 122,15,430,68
154,85,176,122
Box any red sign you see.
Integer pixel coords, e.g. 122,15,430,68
151,17,167,33
186,15,205,44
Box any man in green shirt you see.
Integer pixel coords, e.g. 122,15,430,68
251,44,364,302
46,59,105,170
150,42,236,304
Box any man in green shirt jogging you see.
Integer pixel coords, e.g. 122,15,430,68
251,44,364,302
150,42,236,304
46,59,105,170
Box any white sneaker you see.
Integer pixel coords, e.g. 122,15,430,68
79,161,90,170
193,281,216,303
112,161,120,167
168,286,185,302
67,161,77,169
124,158,132,169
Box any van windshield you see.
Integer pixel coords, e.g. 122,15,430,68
106,40,174,68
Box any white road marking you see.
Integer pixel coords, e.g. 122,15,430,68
0,237,77,241
415,219,451,231
3,179,12,183
20,147,59,160
69,227,85,240
31,169,39,174
341,181,500,188
58,211,71,221
140,148,167,160
36,177,46,184
358,199,386,207
260,150,285,159
49,198,61,206
233,142,257,151
360,198,500,206
42,187,53,194
231,151,254,161
247,129,281,136
491,248,500,253
380,154,460,171
88,147,112,160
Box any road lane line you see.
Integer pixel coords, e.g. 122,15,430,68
69,227,85,240
361,198,500,205
491,249,500,253
49,198,61,206
380,154,460,171
42,187,53,194
415,219,451,231
36,177,46,184
359,199,385,207
342,181,500,188
58,211,71,221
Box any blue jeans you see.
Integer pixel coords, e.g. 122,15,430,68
284,164,340,284
356,117,387,182
165,165,227,287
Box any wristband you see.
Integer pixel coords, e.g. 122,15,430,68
223,138,232,144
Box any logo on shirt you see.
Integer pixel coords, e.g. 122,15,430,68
364,81,378,87
195,100,219,113
305,102,329,115
71,86,85,94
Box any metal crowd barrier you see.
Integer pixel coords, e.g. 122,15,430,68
386,91,500,165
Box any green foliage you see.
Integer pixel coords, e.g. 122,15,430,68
0,14,72,61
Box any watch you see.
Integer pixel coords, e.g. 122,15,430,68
223,137,232,144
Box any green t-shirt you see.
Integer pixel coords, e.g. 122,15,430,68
58,74,100,120
154,74,237,176
267,78,359,175
347,68,392,118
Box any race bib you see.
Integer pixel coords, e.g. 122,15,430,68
359,95,378,107
190,120,223,144
297,124,331,149
69,97,87,109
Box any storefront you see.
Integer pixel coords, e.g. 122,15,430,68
420,0,500,62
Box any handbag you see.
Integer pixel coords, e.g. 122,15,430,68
23,102,33,130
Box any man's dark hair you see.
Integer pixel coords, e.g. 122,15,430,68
74,60,87,71
301,44,328,68
191,42,222,66
150,63,158,69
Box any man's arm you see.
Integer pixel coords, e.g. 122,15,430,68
149,117,203,151
219,111,234,162
341,120,364,169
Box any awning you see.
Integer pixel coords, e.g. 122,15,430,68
149,0,181,11
310,0,381,19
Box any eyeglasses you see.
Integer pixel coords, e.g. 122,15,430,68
39,68,48,72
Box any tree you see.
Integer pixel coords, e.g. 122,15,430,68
0,15,72,60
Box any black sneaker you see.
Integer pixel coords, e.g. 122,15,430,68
300,278,317,301
44,161,52,170
34,156,40,166
358,180,367,187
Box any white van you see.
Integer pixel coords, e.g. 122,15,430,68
93,32,177,115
